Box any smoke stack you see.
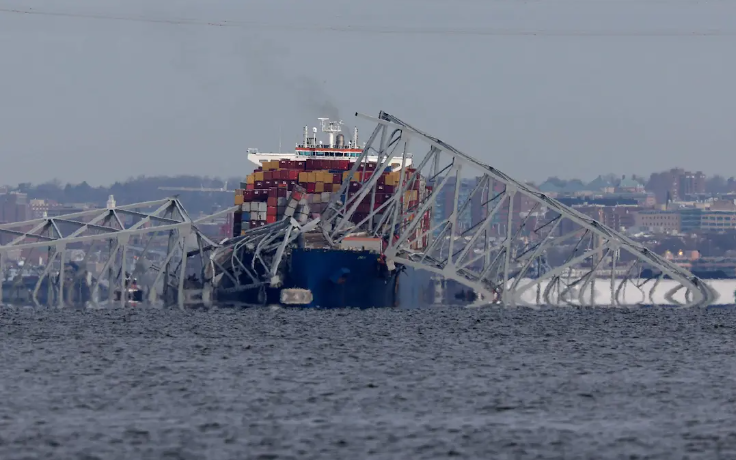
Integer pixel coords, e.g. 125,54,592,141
303,126,308,147
353,127,359,148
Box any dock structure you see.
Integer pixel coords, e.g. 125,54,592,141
0,111,717,308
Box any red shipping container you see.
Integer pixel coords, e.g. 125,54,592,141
267,197,278,207
244,190,254,201
287,170,299,180
279,160,289,169
255,181,264,189
366,162,376,170
296,160,307,170
264,171,273,180
267,215,277,224
266,188,276,198
277,188,288,197
292,191,303,201
267,206,278,216
306,159,316,170
306,183,316,193
253,190,263,200
377,184,394,193
246,183,255,191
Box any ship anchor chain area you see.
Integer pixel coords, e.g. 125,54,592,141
0,112,719,309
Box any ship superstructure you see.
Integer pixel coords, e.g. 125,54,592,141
246,118,413,171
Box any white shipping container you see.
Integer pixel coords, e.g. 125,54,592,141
258,211,267,221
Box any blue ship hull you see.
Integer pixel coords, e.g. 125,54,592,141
215,245,449,309
286,249,400,309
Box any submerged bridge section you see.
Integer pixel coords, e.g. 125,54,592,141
0,112,716,308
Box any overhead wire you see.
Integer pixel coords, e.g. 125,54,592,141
1,7,734,37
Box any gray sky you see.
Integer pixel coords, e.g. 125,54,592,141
1,0,734,185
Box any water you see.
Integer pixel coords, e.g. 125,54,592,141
1,306,735,459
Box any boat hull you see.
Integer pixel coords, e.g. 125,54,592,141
286,248,400,309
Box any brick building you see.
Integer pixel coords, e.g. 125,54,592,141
646,168,706,204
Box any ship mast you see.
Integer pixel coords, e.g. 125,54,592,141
318,117,343,148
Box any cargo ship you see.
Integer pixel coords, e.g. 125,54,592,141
221,118,433,308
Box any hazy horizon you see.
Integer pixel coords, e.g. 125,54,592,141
2,0,734,186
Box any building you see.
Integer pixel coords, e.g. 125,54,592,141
30,199,52,219
679,208,703,233
616,176,645,194
635,210,681,233
700,210,736,232
0,192,29,224
646,168,707,204
679,171,707,198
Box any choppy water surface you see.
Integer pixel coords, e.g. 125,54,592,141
1,306,736,459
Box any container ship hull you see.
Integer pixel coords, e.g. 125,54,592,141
287,248,400,309
219,117,429,309
214,246,404,309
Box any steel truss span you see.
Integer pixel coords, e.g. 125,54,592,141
0,112,716,309
319,111,715,308
0,198,236,308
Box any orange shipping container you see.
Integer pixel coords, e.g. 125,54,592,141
315,182,325,193
254,171,264,181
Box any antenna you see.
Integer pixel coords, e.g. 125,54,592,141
278,123,282,152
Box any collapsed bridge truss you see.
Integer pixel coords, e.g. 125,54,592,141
318,111,716,308
0,198,235,308
0,112,717,308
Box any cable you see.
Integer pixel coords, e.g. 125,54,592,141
1,7,734,37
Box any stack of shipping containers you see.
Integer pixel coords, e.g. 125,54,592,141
230,158,433,248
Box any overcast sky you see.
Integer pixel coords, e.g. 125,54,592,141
1,0,734,185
